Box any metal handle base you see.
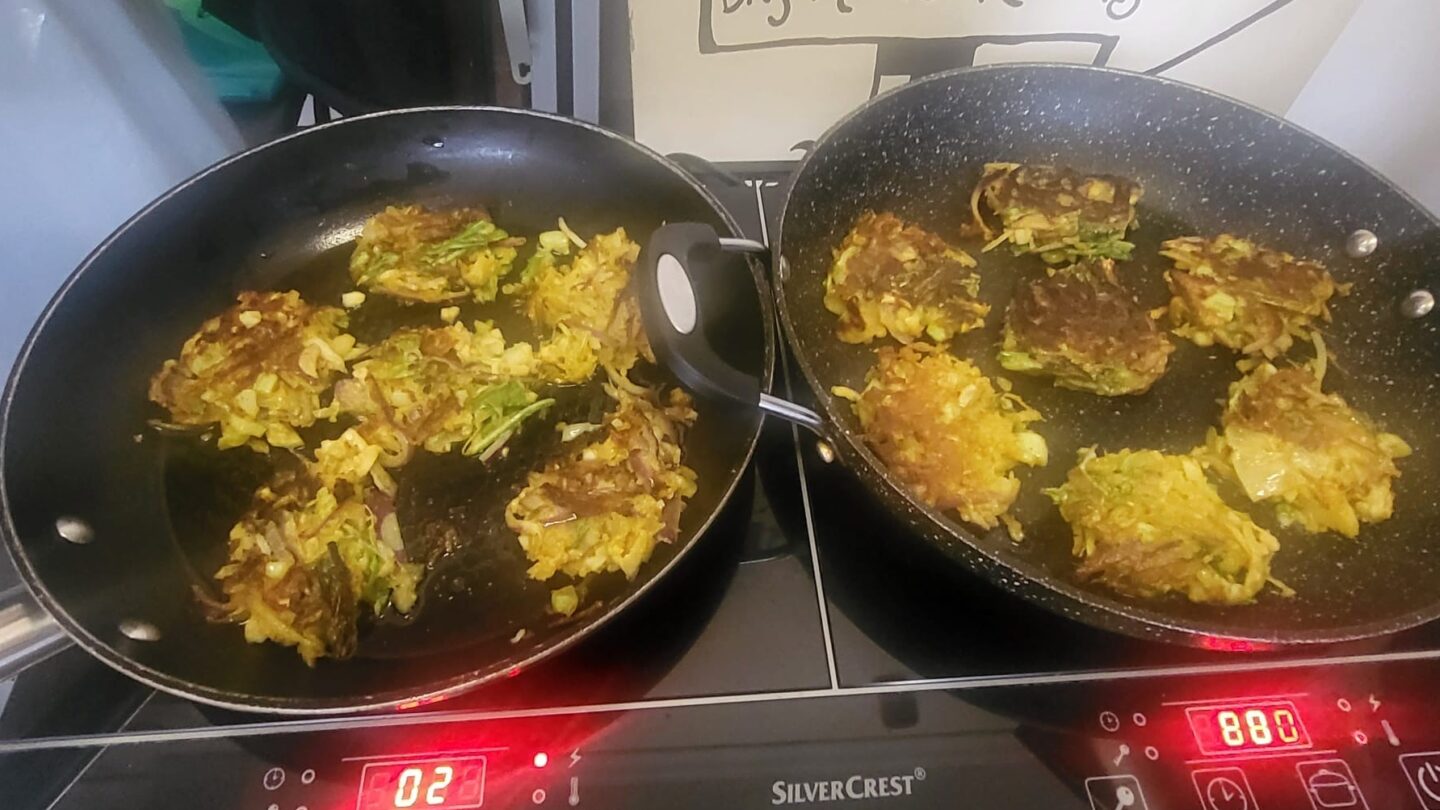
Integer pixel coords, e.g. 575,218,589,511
0,586,69,681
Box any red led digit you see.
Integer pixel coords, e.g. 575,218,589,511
394,767,423,807
1186,699,1311,755
1244,710,1273,745
1275,708,1300,743
1216,710,1245,747
426,766,454,806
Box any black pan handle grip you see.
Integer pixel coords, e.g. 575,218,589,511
638,224,827,436
638,223,761,406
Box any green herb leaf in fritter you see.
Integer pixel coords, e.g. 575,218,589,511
349,205,525,303
331,321,553,465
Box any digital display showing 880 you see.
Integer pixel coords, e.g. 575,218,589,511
1185,699,1312,756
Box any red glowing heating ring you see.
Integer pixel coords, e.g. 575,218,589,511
1186,699,1312,755
356,755,488,810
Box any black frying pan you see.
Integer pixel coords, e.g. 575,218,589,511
0,108,773,713
641,64,1440,648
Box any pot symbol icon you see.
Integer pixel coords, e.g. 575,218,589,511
1297,760,1368,810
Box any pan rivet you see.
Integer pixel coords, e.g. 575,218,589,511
1400,289,1435,319
778,256,791,283
815,440,837,464
118,619,161,642
1345,229,1378,258
55,517,93,545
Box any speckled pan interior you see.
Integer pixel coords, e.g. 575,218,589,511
776,64,1440,646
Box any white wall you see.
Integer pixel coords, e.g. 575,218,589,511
0,1,242,376
1288,0,1440,214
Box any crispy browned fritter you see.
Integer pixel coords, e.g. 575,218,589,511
1163,234,1347,356
999,260,1173,395
824,211,987,344
1046,449,1282,605
972,163,1143,264
835,344,1047,537
149,291,361,451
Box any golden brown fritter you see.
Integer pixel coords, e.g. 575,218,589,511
972,163,1143,264
835,344,1047,537
824,211,987,344
1163,234,1347,357
998,260,1173,395
149,291,361,451
349,204,525,303
506,375,697,601
1046,449,1282,605
330,321,552,465
1202,354,1411,538
213,428,421,665
505,224,653,380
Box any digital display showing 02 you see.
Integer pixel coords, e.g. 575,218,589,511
1185,699,1312,755
356,755,488,810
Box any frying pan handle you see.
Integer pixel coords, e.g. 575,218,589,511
0,586,70,681
638,224,827,436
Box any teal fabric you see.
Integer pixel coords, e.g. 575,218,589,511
166,0,282,102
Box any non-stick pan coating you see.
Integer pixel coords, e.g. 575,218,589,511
1,108,773,712
777,65,1440,646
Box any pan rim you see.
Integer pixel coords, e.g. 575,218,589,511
0,105,776,714
773,62,1440,648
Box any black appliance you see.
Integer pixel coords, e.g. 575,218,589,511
4,166,1440,810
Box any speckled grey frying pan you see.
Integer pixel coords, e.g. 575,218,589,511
642,64,1440,648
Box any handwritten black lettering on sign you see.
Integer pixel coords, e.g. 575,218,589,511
719,0,1151,29
721,0,854,29
1106,0,1142,20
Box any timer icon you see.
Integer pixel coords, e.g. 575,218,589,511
1191,768,1256,810
1206,777,1248,810
262,768,285,791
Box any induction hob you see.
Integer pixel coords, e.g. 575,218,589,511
4,164,1440,810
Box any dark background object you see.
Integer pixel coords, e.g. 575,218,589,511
252,0,524,114
1,109,773,712
773,64,1440,647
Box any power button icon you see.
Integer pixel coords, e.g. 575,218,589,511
1401,753,1440,809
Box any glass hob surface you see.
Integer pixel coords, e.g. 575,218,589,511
4,165,1440,810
